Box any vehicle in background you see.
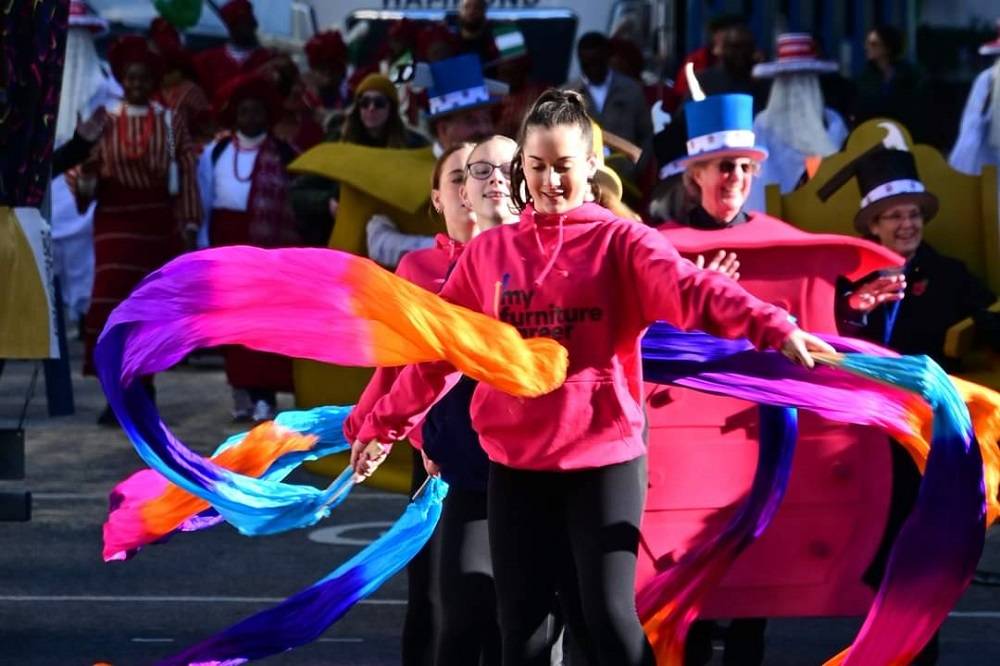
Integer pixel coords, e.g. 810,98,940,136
344,7,577,85
86,0,317,53
84,0,665,85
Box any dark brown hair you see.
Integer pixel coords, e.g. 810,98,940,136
428,141,474,220
510,89,599,211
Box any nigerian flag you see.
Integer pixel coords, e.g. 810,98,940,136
493,24,527,61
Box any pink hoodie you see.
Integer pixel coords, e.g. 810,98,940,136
343,233,465,445
357,203,797,471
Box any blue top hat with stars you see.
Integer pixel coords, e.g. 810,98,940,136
426,53,501,120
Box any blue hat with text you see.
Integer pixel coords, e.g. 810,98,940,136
426,53,501,120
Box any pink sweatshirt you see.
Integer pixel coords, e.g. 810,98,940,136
343,233,465,445
357,203,797,471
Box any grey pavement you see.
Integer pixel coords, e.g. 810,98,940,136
0,337,998,665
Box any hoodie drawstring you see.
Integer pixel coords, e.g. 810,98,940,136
533,213,566,287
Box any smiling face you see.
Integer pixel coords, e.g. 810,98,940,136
462,136,518,230
122,62,155,106
522,123,596,215
867,202,924,259
431,144,476,243
690,156,757,223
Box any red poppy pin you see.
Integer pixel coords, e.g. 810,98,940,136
911,279,929,296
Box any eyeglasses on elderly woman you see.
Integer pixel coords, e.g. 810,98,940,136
876,208,924,223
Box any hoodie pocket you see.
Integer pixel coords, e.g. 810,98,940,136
470,375,636,465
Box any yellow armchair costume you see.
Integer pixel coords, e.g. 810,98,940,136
288,143,443,491
767,119,999,388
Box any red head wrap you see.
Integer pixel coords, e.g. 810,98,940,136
305,30,348,70
214,72,283,128
220,0,255,29
108,35,164,84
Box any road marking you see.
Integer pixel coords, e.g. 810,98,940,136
308,522,394,546
33,492,404,501
0,595,405,605
7,594,993,618
131,638,174,643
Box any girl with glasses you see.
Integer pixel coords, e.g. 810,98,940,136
461,135,519,231
345,141,476,666
351,89,832,666
423,134,522,666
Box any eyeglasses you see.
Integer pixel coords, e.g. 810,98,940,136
467,160,512,180
877,210,923,223
715,159,759,176
358,95,389,110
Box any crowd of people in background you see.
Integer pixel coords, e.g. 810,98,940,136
48,0,998,433
37,1,1000,665
51,0,998,431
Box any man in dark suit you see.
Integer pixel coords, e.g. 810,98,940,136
567,32,653,151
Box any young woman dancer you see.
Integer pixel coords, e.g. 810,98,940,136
352,90,833,666
345,141,475,666
421,135,520,666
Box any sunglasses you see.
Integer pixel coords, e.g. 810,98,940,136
715,159,759,175
467,160,512,180
358,95,389,110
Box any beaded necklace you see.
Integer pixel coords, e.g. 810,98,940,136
232,133,262,183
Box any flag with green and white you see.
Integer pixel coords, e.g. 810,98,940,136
493,24,527,61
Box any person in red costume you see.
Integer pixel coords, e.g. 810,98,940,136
301,29,351,133
350,89,832,666
649,72,905,665
193,0,274,98
65,35,202,424
197,73,300,423
148,17,214,144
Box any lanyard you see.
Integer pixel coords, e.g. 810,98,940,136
883,299,902,347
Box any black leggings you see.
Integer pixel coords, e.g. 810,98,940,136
403,449,438,666
435,486,502,666
488,457,655,666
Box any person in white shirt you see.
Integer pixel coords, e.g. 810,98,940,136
949,20,1000,176
197,73,300,423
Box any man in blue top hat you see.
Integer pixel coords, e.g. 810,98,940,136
366,53,501,268
646,67,907,666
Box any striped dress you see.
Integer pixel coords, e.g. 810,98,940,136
66,101,201,375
